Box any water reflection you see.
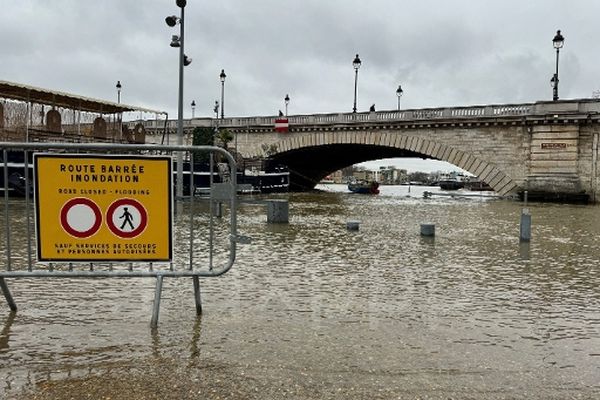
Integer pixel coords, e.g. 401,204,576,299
519,241,531,260
0,312,15,352
1,186,600,398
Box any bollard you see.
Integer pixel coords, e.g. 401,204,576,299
212,201,223,218
346,220,360,231
267,200,289,223
520,208,531,241
420,223,435,237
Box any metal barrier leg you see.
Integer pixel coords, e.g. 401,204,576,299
192,276,202,315
0,278,17,312
150,275,164,328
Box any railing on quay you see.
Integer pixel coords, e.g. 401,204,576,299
0,141,241,327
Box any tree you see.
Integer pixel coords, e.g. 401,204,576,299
191,127,214,164
216,128,233,150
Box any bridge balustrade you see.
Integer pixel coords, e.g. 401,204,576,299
451,107,486,117
411,109,444,119
133,100,600,132
492,104,531,116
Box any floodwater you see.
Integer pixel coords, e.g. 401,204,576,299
1,185,600,399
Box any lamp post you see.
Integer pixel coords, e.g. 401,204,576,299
284,94,290,116
191,100,196,118
166,0,188,200
219,69,226,119
116,81,122,104
396,85,403,110
352,54,361,113
116,81,122,141
552,29,564,101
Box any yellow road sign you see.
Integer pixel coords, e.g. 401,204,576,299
34,154,173,261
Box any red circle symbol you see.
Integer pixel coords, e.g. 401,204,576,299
60,198,102,238
106,198,148,239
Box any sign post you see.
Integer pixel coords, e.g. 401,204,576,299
34,154,173,262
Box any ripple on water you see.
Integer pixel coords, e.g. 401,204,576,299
2,190,600,397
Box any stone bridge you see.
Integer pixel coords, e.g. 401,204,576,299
140,99,600,202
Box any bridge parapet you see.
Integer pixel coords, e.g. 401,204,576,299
135,99,600,133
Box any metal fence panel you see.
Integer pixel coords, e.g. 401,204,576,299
0,141,239,326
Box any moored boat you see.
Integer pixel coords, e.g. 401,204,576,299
348,179,380,194
464,178,493,191
438,179,464,190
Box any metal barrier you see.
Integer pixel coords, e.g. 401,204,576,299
0,141,240,327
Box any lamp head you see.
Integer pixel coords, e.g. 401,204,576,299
353,54,361,70
183,54,192,66
220,69,226,82
170,35,180,47
116,80,122,90
553,30,564,49
165,15,178,27
285,94,290,104
191,100,196,107
396,85,403,97
176,0,186,8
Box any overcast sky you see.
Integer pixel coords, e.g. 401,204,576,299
2,0,599,171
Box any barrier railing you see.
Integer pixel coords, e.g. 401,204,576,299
0,141,240,327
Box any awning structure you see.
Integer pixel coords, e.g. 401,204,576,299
0,80,166,115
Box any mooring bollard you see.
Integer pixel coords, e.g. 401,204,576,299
267,199,289,223
420,223,435,237
520,190,531,241
520,209,531,241
346,220,360,231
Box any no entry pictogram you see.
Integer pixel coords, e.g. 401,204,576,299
60,198,102,238
106,198,148,238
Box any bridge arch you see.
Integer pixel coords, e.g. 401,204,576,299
253,131,518,194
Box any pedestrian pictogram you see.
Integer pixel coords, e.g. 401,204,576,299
106,198,148,239
59,198,102,238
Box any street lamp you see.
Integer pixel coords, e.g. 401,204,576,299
284,94,290,116
116,80,122,104
352,54,361,113
166,0,188,199
191,100,196,118
552,29,564,101
219,69,226,119
396,85,403,110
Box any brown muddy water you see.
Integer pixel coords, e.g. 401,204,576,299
1,185,599,399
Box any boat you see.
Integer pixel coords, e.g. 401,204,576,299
0,151,289,198
464,178,493,191
176,159,289,196
438,179,464,190
0,80,289,197
348,179,380,194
